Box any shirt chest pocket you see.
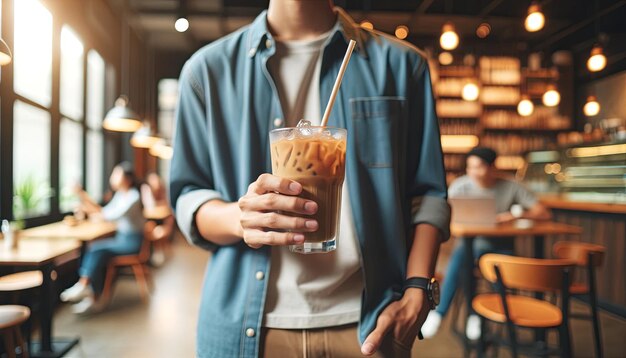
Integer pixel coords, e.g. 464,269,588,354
350,97,405,168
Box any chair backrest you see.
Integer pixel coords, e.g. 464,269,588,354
139,221,157,263
479,253,575,292
553,241,605,267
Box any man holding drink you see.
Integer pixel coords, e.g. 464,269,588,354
170,1,450,357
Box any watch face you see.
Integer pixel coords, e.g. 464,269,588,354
430,280,440,306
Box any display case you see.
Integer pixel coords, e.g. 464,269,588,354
520,141,626,203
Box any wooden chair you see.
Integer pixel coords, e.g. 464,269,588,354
0,305,30,358
100,222,155,305
553,241,605,358
473,254,575,357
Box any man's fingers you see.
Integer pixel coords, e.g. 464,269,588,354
252,174,301,195
362,312,394,356
243,229,305,248
242,212,318,232
240,193,317,215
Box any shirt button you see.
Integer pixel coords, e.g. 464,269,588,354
245,328,255,337
265,39,272,49
248,48,256,56
273,118,283,127
255,271,265,280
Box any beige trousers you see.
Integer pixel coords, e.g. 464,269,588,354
260,324,412,358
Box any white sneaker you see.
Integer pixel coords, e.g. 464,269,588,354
421,311,442,339
60,282,93,303
71,296,98,314
466,314,482,340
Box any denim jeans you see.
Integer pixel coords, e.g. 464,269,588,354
436,236,514,316
79,231,143,295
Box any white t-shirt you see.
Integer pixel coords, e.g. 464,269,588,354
264,26,364,329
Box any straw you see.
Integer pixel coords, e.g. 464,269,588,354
321,39,357,127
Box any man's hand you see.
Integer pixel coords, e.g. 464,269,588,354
361,289,430,355
238,174,319,249
495,212,515,224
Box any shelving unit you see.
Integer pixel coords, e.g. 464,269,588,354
433,56,573,180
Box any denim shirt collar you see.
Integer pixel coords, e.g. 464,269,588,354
246,7,369,59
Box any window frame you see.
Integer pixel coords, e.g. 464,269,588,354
0,0,118,227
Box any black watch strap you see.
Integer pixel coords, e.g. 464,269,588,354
403,277,430,292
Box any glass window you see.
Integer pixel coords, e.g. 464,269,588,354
13,101,51,218
86,131,103,203
59,119,83,213
60,26,84,120
158,79,178,138
14,0,52,107
86,50,105,202
87,50,104,129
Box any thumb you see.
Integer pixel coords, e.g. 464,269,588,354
362,314,393,356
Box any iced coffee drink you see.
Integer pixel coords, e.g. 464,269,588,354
269,123,347,253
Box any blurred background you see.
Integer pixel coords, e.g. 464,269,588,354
0,0,624,357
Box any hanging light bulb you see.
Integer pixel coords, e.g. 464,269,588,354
440,22,459,50
0,38,12,65
587,45,606,72
438,52,454,66
476,22,491,39
130,122,161,148
360,20,374,30
175,17,189,32
149,139,174,160
517,95,534,116
542,85,561,107
525,3,545,32
583,96,600,116
103,96,142,132
395,25,409,40
462,82,480,101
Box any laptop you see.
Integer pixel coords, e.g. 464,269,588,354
449,196,498,226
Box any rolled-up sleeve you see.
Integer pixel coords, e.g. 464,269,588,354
408,59,451,241
169,62,223,251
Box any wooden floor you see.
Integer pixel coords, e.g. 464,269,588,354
53,235,625,357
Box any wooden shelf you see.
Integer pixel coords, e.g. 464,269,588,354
523,68,559,79
439,66,476,77
482,127,568,133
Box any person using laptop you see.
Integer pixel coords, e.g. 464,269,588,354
421,146,551,340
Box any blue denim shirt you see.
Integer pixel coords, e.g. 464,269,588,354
169,8,450,358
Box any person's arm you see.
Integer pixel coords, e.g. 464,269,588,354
100,191,140,222
73,185,102,214
362,59,450,355
170,62,318,251
496,183,552,223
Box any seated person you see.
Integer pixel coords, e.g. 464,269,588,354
422,147,551,339
60,162,145,313
140,172,168,209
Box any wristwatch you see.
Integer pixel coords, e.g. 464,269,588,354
403,277,440,309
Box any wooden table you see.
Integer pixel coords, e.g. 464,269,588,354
0,238,83,358
450,221,582,355
22,221,117,242
143,205,172,221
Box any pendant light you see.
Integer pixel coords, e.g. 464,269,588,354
583,96,600,117
517,95,534,117
103,95,141,132
149,139,173,160
103,9,141,132
440,22,459,50
462,82,479,101
438,52,453,66
395,25,409,40
542,84,561,107
130,122,160,148
0,38,12,65
587,44,606,72
174,0,189,32
525,2,545,32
